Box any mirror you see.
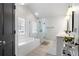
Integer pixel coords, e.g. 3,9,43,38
72,11,74,32
67,11,74,33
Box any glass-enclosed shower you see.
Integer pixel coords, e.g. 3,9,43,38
37,17,47,43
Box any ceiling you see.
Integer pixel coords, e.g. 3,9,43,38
22,3,79,18
25,3,70,18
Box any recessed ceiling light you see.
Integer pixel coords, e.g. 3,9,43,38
34,12,39,16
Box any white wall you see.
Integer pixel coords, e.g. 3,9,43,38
73,11,79,56
46,16,66,55
15,4,40,56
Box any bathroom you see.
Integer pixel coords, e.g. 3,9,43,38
15,3,79,56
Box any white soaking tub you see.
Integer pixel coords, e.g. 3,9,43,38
17,38,40,56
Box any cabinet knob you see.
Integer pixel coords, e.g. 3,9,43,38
3,41,6,45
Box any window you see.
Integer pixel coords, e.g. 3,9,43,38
18,17,25,43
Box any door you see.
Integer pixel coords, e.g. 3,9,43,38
0,3,3,56
3,3,15,56
0,3,15,56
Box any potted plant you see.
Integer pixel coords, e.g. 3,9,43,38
64,36,74,42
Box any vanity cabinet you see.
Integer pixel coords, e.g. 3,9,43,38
56,36,64,56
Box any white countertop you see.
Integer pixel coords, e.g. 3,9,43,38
56,32,74,38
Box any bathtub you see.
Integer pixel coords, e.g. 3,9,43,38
17,38,40,56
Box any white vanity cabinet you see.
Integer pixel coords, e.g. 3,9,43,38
56,32,67,56
56,33,76,56
56,36,64,56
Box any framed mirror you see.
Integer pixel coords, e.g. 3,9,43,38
68,11,74,32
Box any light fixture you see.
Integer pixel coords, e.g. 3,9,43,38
65,5,79,21
34,12,39,17
67,6,79,16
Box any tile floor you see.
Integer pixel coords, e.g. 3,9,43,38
26,40,54,56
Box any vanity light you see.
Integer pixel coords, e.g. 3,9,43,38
67,6,79,16
65,6,79,21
